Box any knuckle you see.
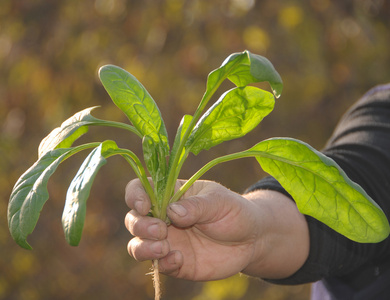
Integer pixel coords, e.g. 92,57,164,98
124,211,138,234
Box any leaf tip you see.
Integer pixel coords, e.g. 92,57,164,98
16,238,33,250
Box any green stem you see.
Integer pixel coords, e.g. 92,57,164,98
105,148,157,209
63,142,102,160
161,75,228,210
95,120,143,138
170,150,265,203
163,58,247,209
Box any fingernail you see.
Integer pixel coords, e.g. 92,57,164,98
148,224,161,239
169,203,187,217
134,200,144,213
151,241,163,255
167,251,177,265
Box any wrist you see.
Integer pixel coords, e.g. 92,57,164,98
240,189,309,279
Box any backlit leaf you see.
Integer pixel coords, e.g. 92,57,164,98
250,138,390,243
203,50,283,107
188,86,275,155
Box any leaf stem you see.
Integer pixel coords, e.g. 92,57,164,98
105,148,157,209
161,74,230,212
170,150,264,203
63,142,102,160
94,120,143,138
162,58,247,212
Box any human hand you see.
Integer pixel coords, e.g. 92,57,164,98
124,179,265,281
124,179,309,281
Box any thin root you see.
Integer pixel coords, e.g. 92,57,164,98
152,259,161,300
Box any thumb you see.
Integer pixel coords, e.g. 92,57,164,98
166,194,226,228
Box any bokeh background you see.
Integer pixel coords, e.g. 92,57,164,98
1,0,390,299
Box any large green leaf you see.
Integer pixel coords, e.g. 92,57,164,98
99,65,170,197
38,106,141,158
250,138,390,243
187,86,275,155
62,141,118,246
8,148,74,249
98,65,169,153
173,138,390,243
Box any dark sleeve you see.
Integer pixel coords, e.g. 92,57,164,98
246,83,390,286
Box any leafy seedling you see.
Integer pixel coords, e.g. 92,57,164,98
8,50,390,300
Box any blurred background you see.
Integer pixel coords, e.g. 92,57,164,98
1,0,390,299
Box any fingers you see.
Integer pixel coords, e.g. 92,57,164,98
158,250,183,276
128,240,183,276
125,178,151,215
167,181,238,228
125,210,170,261
125,210,167,240
127,238,170,261
125,210,184,275
167,197,221,229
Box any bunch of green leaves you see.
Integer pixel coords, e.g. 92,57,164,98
8,50,390,252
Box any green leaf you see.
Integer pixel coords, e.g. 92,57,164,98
172,137,390,243
62,141,118,246
228,51,283,98
98,65,169,154
8,148,74,249
169,114,193,170
38,106,141,158
8,143,100,249
250,138,390,243
142,135,167,203
203,50,283,107
187,86,275,155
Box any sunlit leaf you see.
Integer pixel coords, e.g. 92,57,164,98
174,137,390,243
169,114,193,169
188,86,274,155
99,65,170,208
250,138,390,243
98,65,169,152
203,50,283,107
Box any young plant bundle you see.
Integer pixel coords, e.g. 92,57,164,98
8,50,390,299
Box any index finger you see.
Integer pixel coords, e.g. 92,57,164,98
125,178,151,215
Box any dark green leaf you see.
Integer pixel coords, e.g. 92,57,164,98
62,141,118,246
250,138,390,243
188,86,275,155
8,148,73,249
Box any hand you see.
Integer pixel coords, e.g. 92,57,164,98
124,179,309,281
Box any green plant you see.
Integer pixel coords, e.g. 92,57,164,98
8,50,390,299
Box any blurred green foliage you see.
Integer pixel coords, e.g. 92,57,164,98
1,0,390,299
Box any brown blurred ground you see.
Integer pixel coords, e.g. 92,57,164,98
1,1,390,299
